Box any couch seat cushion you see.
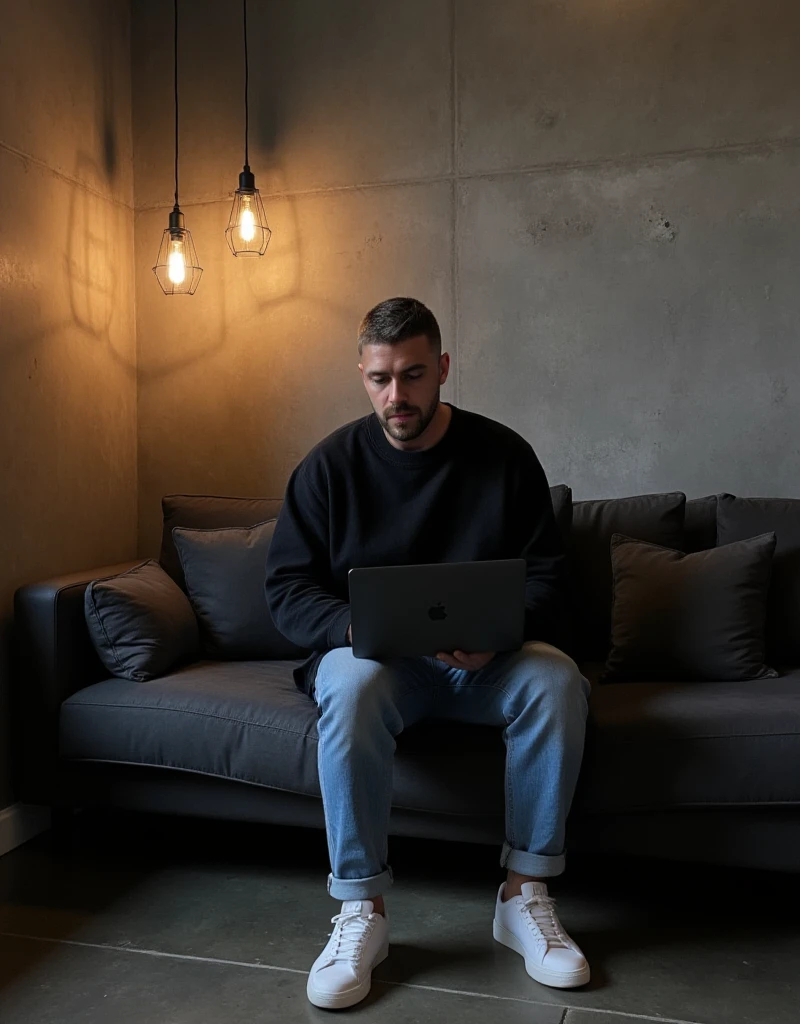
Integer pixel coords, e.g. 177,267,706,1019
61,660,800,821
59,660,507,817
579,671,800,813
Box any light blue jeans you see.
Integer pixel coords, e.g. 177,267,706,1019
313,641,591,900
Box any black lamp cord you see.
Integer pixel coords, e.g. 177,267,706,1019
174,0,179,209
243,0,249,169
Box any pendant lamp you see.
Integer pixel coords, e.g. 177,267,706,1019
153,0,202,294
225,0,271,256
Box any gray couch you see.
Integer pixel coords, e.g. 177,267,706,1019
12,490,800,871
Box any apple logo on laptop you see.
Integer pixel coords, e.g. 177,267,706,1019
428,602,447,621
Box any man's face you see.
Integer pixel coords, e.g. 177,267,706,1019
359,335,450,445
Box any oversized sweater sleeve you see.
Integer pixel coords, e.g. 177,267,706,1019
516,445,568,647
265,461,351,651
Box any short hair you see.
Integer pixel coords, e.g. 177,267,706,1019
357,297,442,356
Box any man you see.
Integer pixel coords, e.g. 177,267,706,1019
266,297,591,1010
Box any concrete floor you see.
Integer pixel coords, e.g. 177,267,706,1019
0,811,797,1023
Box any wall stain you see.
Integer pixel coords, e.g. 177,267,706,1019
645,205,677,243
771,379,789,407
535,108,559,130
525,216,594,244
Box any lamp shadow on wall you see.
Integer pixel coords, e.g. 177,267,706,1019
0,153,126,371
61,11,133,373
64,27,121,348
0,5,128,373
64,154,122,346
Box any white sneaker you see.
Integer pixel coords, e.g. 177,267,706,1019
307,900,389,1009
493,880,590,989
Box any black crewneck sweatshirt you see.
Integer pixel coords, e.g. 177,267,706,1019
265,404,567,694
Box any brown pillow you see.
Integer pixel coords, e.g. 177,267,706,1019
604,532,778,682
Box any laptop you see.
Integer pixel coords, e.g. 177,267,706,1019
348,559,526,660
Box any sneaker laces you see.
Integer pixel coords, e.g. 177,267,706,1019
327,909,375,965
520,893,569,950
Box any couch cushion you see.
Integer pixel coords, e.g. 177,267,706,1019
59,661,507,817
684,494,719,553
61,657,800,820
549,484,573,550
578,673,800,813
604,532,778,683
716,494,800,665
569,492,686,660
83,560,200,682
160,495,285,592
60,661,321,796
172,520,309,661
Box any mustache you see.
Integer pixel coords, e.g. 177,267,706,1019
386,405,418,416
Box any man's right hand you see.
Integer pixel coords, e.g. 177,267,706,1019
436,650,495,671
346,623,352,646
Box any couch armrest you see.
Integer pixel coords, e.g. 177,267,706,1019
12,560,144,803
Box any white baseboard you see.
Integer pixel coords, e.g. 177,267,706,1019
0,802,51,858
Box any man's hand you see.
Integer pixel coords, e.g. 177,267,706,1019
435,650,495,672
346,623,352,646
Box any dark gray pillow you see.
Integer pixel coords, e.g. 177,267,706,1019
84,559,199,681
172,519,309,660
717,494,800,665
604,532,778,683
569,492,687,660
160,494,284,593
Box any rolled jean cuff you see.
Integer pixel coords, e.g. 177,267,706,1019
500,841,565,878
327,866,393,900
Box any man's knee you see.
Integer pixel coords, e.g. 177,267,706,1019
315,648,399,723
516,642,589,709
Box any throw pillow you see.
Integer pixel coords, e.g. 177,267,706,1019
604,532,778,682
159,493,284,593
568,492,687,661
84,560,199,682
172,519,309,660
716,494,800,665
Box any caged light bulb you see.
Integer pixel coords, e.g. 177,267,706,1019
226,167,271,256
152,0,202,296
239,197,256,242
153,206,202,294
167,237,187,284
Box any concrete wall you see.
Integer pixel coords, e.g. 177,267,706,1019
0,1,136,810
129,0,800,559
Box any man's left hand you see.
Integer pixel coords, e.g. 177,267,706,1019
435,650,496,671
